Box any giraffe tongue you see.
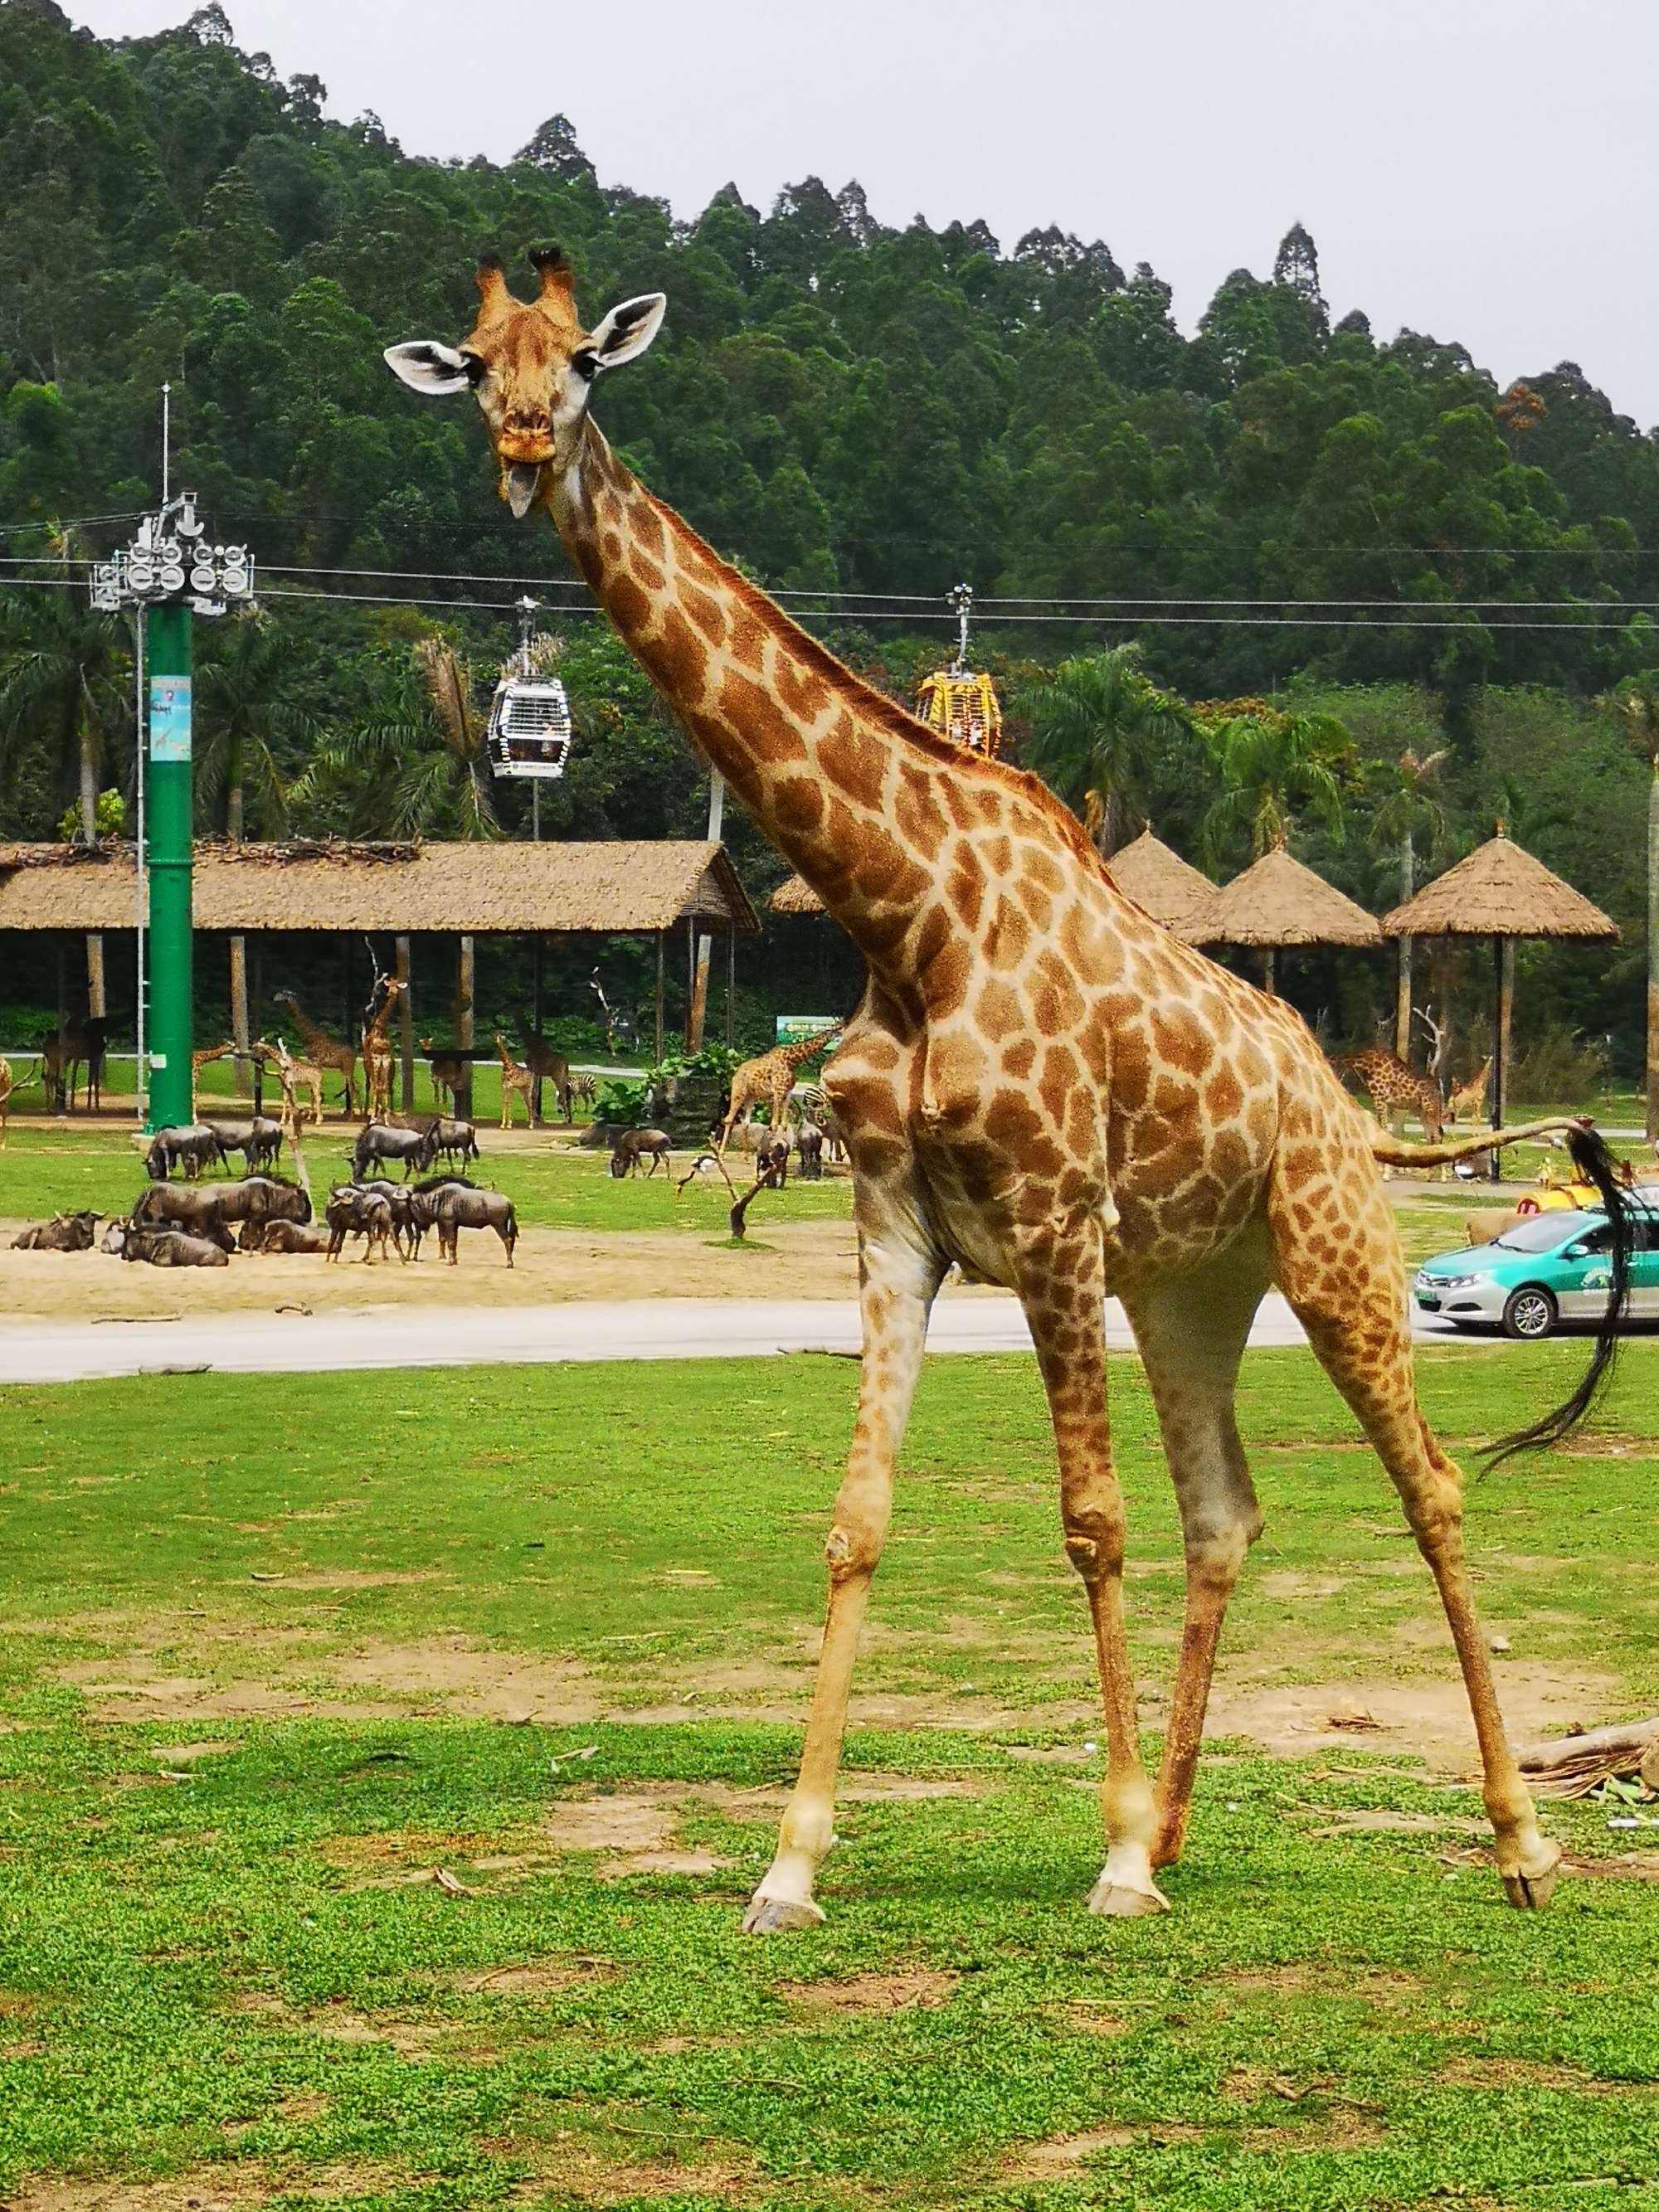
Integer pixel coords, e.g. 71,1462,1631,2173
505,463,543,519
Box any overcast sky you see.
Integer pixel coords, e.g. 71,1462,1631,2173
73,0,1659,424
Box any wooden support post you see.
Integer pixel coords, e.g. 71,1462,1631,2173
532,931,545,1123
251,940,265,1116
455,933,475,1122
726,927,735,1048
54,936,67,1113
684,913,699,1051
1488,932,1515,1183
654,932,665,1065
396,934,414,1113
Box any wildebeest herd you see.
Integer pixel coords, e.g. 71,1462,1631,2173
11,1110,515,1269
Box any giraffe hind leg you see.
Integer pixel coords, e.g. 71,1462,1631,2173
1271,1166,1559,1908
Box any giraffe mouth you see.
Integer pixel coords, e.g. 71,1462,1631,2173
504,462,545,519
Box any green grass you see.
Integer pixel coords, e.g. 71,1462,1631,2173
2,1347,1658,2206
0,1122,855,1237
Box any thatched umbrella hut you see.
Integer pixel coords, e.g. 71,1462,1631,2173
1382,832,1618,1150
767,873,826,917
1104,829,1222,945
1204,843,1381,991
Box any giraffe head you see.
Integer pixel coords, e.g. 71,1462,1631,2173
383,248,666,518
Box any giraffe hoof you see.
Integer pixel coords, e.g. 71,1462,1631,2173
742,1893,826,1935
1501,1845,1562,1911
1087,1874,1170,1918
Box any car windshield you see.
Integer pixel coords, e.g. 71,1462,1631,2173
1491,1212,1596,1253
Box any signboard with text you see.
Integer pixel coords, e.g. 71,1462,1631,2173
148,674,192,761
775,1016,839,1046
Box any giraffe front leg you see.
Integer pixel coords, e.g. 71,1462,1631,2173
744,1224,944,1932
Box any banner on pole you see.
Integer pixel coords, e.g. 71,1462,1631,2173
148,674,192,761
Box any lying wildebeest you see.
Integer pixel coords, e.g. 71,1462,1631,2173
325,1181,398,1262
434,1184,518,1266
424,1116,479,1171
107,1215,234,1254
205,1115,285,1174
12,1210,100,1252
145,1124,228,1180
352,1120,440,1181
109,1223,230,1268
609,1126,674,1179
240,1217,333,1255
134,1174,311,1237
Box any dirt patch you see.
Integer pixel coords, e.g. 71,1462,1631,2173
454,1961,620,1996
1204,1665,1623,1770
779,1966,958,2016
499,2134,761,2206
7,2163,411,2211
248,1571,440,1592
1303,1806,1490,1840
324,1640,597,1723
227,1992,440,2059
1004,2124,1203,2175
149,1740,242,1766
1438,2056,1634,2093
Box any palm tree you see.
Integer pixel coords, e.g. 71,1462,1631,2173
0,532,130,1014
1598,672,1659,1139
294,634,499,1100
1021,644,1190,857
195,610,313,1057
1368,745,1449,1060
1199,707,1353,866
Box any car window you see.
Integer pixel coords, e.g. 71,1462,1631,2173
1492,1213,1595,1253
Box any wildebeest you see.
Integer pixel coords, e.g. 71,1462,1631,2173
12,1211,100,1252
794,1122,825,1180
240,1217,333,1255
134,1174,311,1237
609,1127,674,1179
145,1124,228,1180
325,1181,398,1262
351,1120,440,1181
205,1116,285,1174
434,1184,517,1266
108,1223,230,1267
424,1116,479,1171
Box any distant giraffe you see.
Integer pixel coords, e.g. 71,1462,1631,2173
362,976,406,1121
422,1037,469,1115
0,1053,13,1149
1330,1048,1444,1144
1449,1058,1494,1126
718,1029,842,1158
494,1034,534,1129
273,990,358,1118
516,1008,573,1123
265,1036,324,1134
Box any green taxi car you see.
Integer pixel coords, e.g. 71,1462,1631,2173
1413,1200,1659,1339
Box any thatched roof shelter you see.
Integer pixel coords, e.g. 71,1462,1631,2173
0,839,760,936
767,872,827,916
1204,845,1381,950
1104,829,1221,944
1379,833,1616,1163
1380,833,1617,943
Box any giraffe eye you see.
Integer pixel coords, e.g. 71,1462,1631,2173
460,353,487,387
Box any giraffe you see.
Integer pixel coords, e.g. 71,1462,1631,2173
494,1034,535,1129
362,976,406,1122
516,1008,573,1123
265,1036,324,1134
0,1053,12,1149
386,250,1628,1931
1449,1057,1495,1126
717,1028,843,1157
1329,1048,1445,1144
273,991,357,1118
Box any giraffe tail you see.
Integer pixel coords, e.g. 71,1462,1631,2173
1366,1114,1590,1168
1486,1124,1632,1466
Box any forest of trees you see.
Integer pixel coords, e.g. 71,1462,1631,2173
0,0,1655,1091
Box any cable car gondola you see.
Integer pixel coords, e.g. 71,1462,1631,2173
914,582,1004,758
486,596,574,781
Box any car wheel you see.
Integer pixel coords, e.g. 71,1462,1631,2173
1502,1286,1557,1341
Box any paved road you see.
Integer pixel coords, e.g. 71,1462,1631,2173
0,1291,1463,1385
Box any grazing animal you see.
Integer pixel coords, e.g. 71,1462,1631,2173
494,1034,535,1128
134,1174,310,1237
112,1223,230,1267
421,1038,470,1114
351,1120,440,1181
609,1126,674,1179
401,1172,479,1259
424,1115,479,1170
434,1184,518,1266
385,247,1628,1932
12,1211,100,1252
361,975,406,1121
1449,1058,1495,1126
717,1029,842,1158
516,1009,573,1121
253,1217,333,1255
570,1070,598,1115
794,1121,825,1180
1331,1048,1445,1144
144,1125,228,1181
62,1012,119,1111
205,1116,285,1174
755,1135,791,1188
273,991,358,1117
324,1181,398,1263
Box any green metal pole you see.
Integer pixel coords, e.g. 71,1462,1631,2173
145,601,194,1132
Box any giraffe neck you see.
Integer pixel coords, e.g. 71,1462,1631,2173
780,1029,839,1070
546,423,1084,983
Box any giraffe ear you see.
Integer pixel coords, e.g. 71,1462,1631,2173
383,340,479,396
580,293,667,375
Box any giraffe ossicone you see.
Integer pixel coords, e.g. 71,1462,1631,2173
385,250,1631,1929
